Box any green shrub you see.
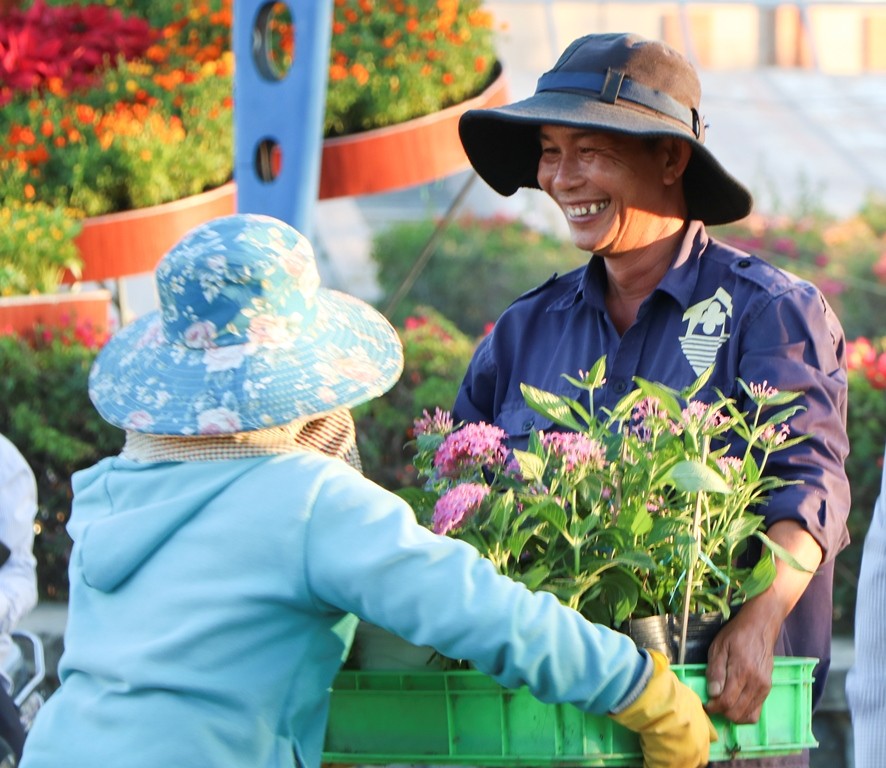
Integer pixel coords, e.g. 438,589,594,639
354,307,478,491
0,321,124,600
371,215,588,336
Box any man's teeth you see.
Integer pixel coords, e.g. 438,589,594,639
566,201,609,217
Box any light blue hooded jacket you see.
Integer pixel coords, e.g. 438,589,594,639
21,451,649,768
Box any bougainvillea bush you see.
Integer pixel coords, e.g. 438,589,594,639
353,307,478,490
0,0,499,294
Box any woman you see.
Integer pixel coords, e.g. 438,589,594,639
20,213,713,768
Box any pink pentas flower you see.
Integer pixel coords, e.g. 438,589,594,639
749,381,779,399
540,431,606,471
681,400,727,431
432,483,490,535
433,422,508,478
413,407,453,437
762,423,791,445
716,456,744,479
630,396,672,441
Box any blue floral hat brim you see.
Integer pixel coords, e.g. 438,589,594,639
89,288,403,435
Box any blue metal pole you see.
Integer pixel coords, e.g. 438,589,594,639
232,0,334,239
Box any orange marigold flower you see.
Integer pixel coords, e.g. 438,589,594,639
442,72,454,85
40,120,54,138
359,0,373,11
47,77,66,96
350,63,370,86
344,8,358,22
140,150,152,162
405,18,418,32
332,21,345,34
329,63,348,81
145,44,168,63
23,184,35,199
474,56,487,72
16,127,36,146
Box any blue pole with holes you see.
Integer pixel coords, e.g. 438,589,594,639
232,0,334,239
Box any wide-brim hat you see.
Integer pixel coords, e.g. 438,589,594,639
89,214,404,436
459,33,752,225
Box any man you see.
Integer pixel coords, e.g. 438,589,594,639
453,32,850,768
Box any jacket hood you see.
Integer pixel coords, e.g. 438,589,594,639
69,457,259,592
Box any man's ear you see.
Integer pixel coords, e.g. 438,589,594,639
661,138,692,186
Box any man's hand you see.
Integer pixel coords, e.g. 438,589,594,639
705,520,822,723
704,598,778,722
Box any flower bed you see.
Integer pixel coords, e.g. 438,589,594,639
0,0,498,295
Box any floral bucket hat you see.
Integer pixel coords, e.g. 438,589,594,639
89,214,404,435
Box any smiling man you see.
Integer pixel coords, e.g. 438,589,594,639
453,33,851,768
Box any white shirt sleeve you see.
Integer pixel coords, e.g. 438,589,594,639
0,434,39,634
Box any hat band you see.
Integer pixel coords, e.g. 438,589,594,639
535,70,703,140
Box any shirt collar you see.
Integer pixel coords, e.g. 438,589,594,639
550,220,709,313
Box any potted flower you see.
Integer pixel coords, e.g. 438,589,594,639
404,357,812,663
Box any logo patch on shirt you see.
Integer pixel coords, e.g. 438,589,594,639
680,288,733,375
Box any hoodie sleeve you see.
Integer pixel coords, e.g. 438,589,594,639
303,463,649,716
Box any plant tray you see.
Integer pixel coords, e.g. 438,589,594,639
323,658,817,765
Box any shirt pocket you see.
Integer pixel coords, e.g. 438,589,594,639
497,404,554,447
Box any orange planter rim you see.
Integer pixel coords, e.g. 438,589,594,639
318,65,509,199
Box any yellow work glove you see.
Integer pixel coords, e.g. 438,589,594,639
609,649,718,768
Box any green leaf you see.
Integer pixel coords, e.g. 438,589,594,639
517,564,551,591
665,459,732,494
562,355,607,390
680,365,715,400
756,531,816,572
512,449,546,484
739,551,778,598
632,378,683,419
506,529,535,561
528,499,568,535
520,383,586,431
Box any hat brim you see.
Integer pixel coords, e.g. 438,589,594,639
458,91,752,226
89,288,404,435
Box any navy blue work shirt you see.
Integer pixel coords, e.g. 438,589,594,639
453,221,850,709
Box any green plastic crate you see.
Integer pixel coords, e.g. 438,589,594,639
323,657,817,765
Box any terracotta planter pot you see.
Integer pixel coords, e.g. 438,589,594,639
317,65,509,199
0,290,113,337
67,182,237,284
63,68,506,285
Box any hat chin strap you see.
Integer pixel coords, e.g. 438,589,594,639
535,70,704,140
